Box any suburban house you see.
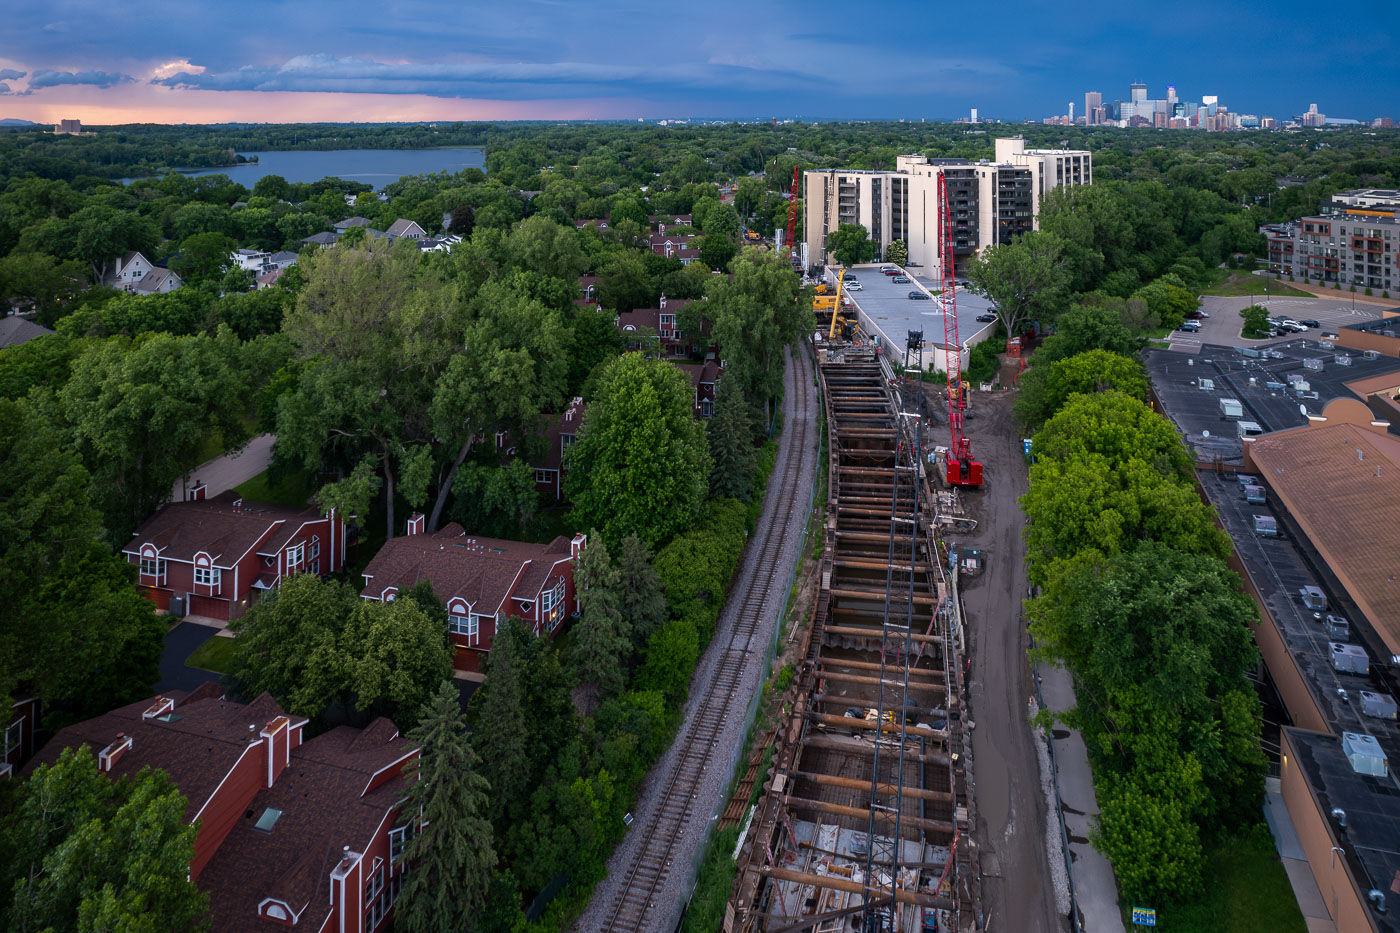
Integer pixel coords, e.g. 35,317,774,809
385,218,427,240
360,521,585,672
649,232,700,261
617,296,697,357
416,233,462,253
123,488,345,620
334,216,373,230
255,267,288,289
130,266,184,294
231,248,270,273
0,316,54,349
649,214,693,232
575,274,602,307
302,231,340,247
673,360,723,417
24,685,415,933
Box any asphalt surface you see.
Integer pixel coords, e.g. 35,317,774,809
832,263,997,360
951,390,1067,933
170,433,276,503
1164,292,1384,355
155,621,222,693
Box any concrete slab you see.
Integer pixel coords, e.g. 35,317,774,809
832,263,996,360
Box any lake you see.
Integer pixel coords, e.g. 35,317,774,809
135,147,486,189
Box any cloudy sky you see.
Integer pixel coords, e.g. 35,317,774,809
1,0,1395,124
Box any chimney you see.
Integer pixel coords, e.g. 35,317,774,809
260,716,291,787
187,481,207,502
571,532,587,560
659,294,667,309
142,696,175,720
99,734,133,772
406,513,425,536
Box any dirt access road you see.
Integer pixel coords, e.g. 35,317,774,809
942,388,1066,933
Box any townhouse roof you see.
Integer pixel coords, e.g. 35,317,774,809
673,360,721,390
125,491,321,567
0,316,54,349
1247,416,1400,657
23,685,293,822
617,299,692,332
199,719,411,933
385,218,423,237
269,250,299,265
334,216,372,229
301,231,339,246
359,525,574,613
649,232,699,247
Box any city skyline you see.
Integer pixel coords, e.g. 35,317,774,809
0,0,1396,124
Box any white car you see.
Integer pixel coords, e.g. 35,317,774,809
845,281,863,291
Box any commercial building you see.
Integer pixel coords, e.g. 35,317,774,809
803,137,1091,273
1145,343,1400,933
1262,189,1398,292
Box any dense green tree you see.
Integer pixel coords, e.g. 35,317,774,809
707,248,808,430
508,215,588,283
566,353,710,549
1132,274,1199,329
1033,303,1144,365
448,459,539,539
0,746,206,933
1015,348,1149,429
616,535,667,652
59,329,249,540
473,620,529,830
707,375,758,499
1240,303,1271,338
170,231,236,283
596,252,650,314
635,619,700,702
699,233,737,271
393,682,497,933
1034,390,1193,479
341,597,453,731
0,252,88,323
571,536,629,712
568,305,626,395
827,223,876,268
884,239,908,266
965,231,1072,338
68,204,161,284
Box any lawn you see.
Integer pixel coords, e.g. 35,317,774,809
185,636,236,673
234,467,316,509
1140,824,1306,933
1199,270,1311,299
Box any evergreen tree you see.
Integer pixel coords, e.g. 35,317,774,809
616,535,667,653
571,535,629,713
707,376,758,500
393,683,497,933
473,621,528,831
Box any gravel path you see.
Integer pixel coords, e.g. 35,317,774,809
572,345,820,933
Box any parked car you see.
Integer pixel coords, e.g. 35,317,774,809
908,291,930,300
1299,319,1321,328
1188,309,1209,319
881,266,899,275
892,275,910,284
1178,321,1201,333
846,281,863,291
975,313,997,323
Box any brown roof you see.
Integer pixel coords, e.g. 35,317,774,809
673,360,721,390
0,316,54,349
1249,418,1400,655
125,491,321,566
385,218,424,237
199,718,413,933
360,525,573,613
24,688,291,822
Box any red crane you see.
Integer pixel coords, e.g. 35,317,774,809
785,165,800,265
939,173,982,487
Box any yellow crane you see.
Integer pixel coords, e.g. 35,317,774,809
812,268,857,341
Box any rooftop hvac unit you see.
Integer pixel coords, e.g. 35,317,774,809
1363,350,1380,360
1304,357,1324,371
1320,340,1336,349
1300,585,1328,610
1253,515,1278,536
1335,354,1353,366
1269,350,1286,360
1243,484,1267,504
1341,731,1388,777
1240,347,1260,358
1330,642,1369,675
1288,373,1304,383
1266,380,1289,390
1237,473,1259,488
1324,615,1350,641
1360,691,1398,721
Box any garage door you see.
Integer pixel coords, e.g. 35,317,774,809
188,594,229,620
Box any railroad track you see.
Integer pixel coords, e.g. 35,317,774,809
599,346,816,933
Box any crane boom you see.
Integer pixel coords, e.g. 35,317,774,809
785,165,800,263
827,268,846,341
939,174,982,487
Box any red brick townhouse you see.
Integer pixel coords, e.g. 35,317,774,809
124,488,345,620
24,684,417,933
673,360,723,418
360,519,585,672
617,296,698,358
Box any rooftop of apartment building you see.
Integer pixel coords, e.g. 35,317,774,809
1143,340,1400,462
1325,188,1400,212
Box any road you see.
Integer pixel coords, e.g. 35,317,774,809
954,391,1066,933
170,433,275,503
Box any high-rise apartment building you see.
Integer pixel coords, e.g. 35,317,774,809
803,138,1092,273
1085,91,1102,125
1263,189,1397,292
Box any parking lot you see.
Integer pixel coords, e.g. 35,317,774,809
1165,292,1386,353
830,263,997,362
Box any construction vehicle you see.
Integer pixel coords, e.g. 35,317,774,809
812,269,859,341
939,174,983,487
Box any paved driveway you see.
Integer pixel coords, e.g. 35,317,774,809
171,434,275,503
156,621,222,693
1165,294,1385,354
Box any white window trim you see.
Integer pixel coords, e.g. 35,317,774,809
194,566,221,587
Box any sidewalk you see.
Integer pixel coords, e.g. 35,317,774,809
170,433,275,503
1037,662,1127,933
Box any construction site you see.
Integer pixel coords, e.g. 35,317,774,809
726,176,985,933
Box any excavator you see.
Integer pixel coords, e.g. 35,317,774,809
813,269,859,342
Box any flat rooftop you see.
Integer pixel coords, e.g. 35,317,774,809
1144,340,1400,461
1198,467,1400,931
833,264,995,357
